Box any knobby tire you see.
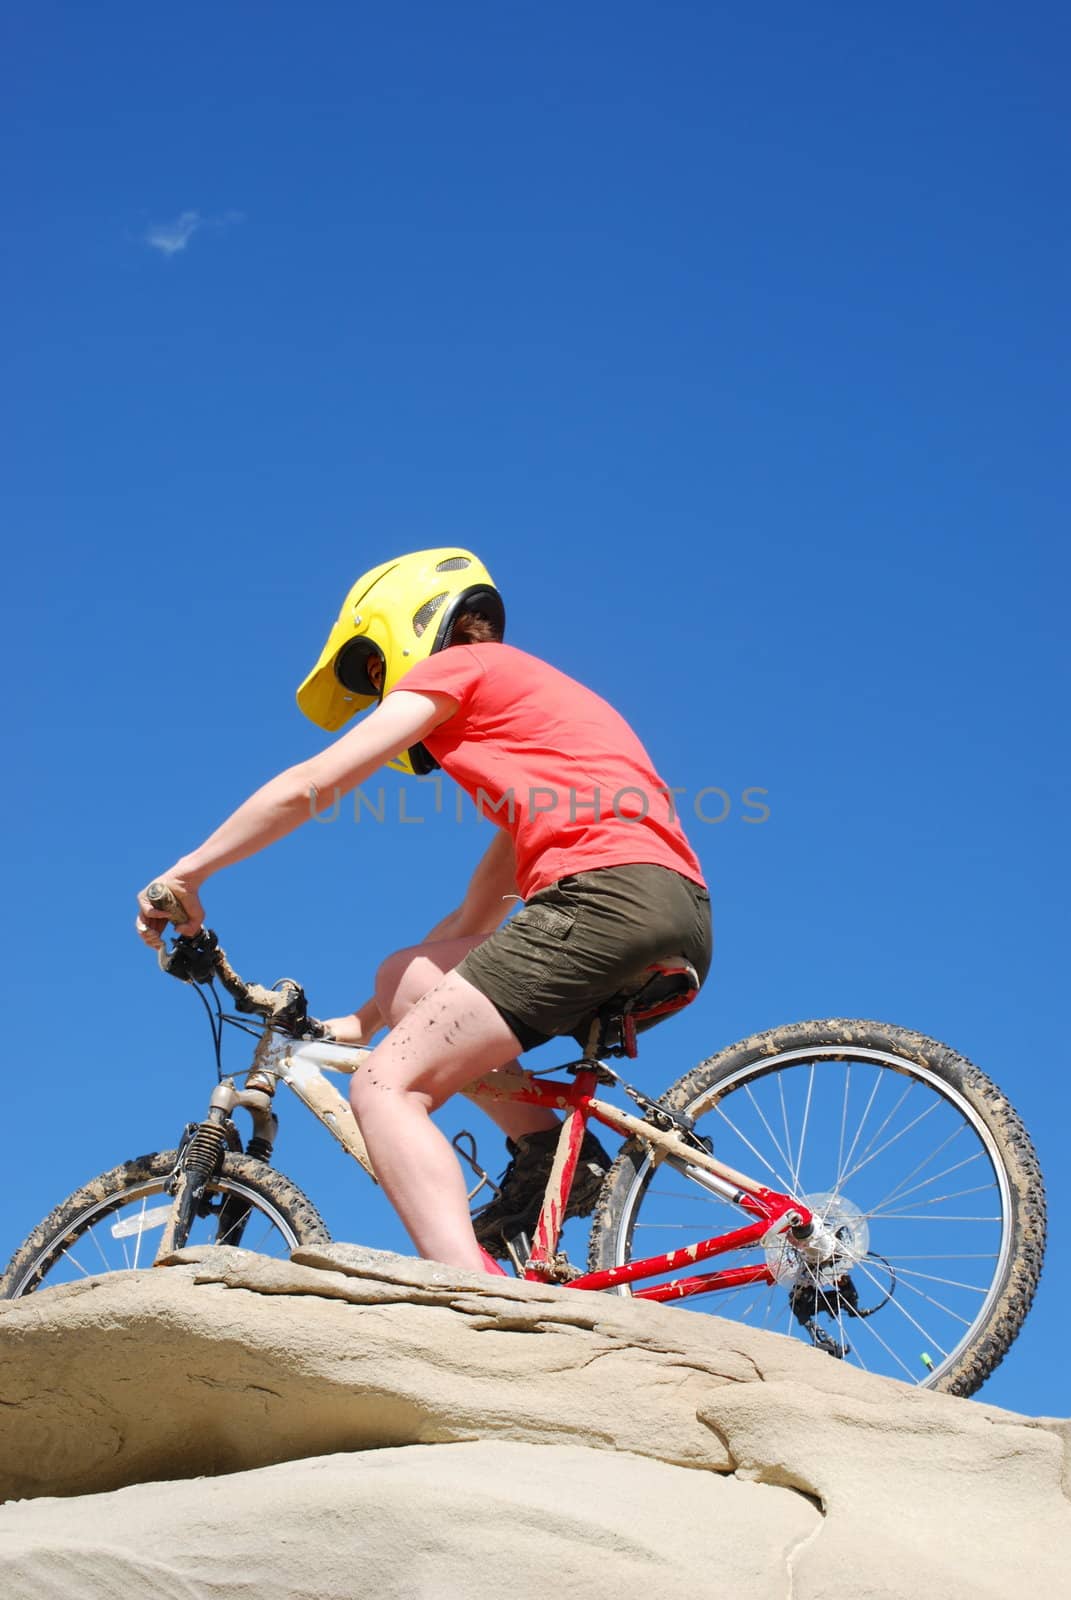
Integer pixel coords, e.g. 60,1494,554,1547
0,1150,332,1299
587,1018,1045,1397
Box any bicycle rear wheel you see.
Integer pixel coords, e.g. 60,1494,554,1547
0,1150,332,1299
587,1019,1045,1396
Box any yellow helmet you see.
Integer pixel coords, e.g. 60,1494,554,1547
296,548,504,775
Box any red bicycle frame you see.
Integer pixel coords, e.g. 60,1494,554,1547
471,1066,814,1302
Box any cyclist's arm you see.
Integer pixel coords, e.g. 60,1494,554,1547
320,830,518,1044
423,828,519,941
149,691,455,898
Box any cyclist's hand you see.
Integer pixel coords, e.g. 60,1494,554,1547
322,998,384,1046
135,871,205,948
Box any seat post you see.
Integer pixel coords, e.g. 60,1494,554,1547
585,958,701,1062
583,1015,609,1062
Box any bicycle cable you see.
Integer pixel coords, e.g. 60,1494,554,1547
218,1014,269,1041
186,976,227,1083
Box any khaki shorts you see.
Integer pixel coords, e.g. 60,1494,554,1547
456,863,713,1053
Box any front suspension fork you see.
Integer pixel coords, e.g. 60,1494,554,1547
153,1076,279,1261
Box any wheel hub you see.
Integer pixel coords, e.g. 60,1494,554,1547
765,1191,870,1285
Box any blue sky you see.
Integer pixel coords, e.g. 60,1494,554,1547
2,4,1067,1415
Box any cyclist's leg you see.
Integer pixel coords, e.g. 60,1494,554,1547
375,939,559,1140
350,969,529,1271
354,866,711,1269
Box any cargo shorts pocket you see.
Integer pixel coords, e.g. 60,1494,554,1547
518,902,577,941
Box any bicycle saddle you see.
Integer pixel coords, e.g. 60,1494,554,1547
586,958,701,1059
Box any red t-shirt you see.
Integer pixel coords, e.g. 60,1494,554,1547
391,643,706,900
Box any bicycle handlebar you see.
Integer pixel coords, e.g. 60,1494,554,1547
147,879,329,1039
146,879,190,925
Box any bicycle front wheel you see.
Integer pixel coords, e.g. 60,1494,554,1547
588,1019,1045,1397
1,1150,332,1299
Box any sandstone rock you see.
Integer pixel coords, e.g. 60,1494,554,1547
0,1440,820,1600
0,1245,1066,1598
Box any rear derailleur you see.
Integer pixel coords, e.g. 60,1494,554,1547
789,1273,863,1359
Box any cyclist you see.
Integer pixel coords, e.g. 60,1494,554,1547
137,550,712,1276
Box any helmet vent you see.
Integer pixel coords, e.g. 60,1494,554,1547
412,592,448,636
435,556,471,572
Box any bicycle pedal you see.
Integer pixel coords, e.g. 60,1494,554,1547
525,1251,583,1285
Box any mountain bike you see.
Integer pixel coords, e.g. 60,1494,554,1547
0,883,1045,1399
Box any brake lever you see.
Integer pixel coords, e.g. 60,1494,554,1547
266,980,333,1040
159,928,222,984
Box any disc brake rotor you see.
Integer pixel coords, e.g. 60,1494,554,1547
765,1191,870,1285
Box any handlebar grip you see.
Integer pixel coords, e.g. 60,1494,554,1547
146,880,190,925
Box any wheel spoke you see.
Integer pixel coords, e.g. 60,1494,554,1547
872,1212,1001,1222
893,1266,989,1294
759,1290,779,1327
131,1198,149,1271
835,1064,852,1188
705,1280,762,1316
778,1073,795,1198
89,1222,115,1274
846,1320,870,1375
831,1282,852,1362
893,1276,973,1328
633,1221,722,1231
865,1124,969,1213
891,1252,998,1261
744,1084,796,1187
58,1246,95,1279
790,1062,816,1194
642,1185,731,1207
867,1182,995,1216
714,1103,798,1196
836,1070,884,1187
854,1256,951,1359
838,1098,942,1187
843,1078,915,1179
853,1301,924,1384
867,1145,983,1214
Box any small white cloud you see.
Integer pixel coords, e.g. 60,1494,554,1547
145,210,202,256
143,209,244,257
